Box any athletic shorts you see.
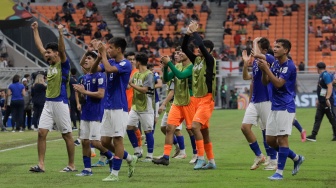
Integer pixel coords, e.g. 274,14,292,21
266,110,295,136
161,112,182,130
167,97,195,129
193,94,214,129
128,109,154,132
79,120,101,140
39,101,72,134
101,109,128,138
242,101,271,130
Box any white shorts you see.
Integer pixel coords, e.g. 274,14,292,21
101,109,128,138
242,101,271,130
266,110,295,136
39,101,72,134
155,102,160,118
160,112,182,130
128,109,154,132
79,120,101,140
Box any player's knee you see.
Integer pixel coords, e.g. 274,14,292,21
37,129,48,139
241,124,251,133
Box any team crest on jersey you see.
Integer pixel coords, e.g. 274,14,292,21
120,61,126,66
92,78,96,84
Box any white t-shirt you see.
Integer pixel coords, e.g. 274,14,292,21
0,60,8,68
163,0,173,8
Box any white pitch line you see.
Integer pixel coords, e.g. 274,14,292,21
0,139,63,153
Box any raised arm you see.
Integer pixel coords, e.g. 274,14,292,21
253,37,266,60
258,59,284,88
181,34,197,63
163,65,175,82
57,24,67,63
168,61,192,79
242,50,252,80
31,22,46,60
191,31,214,67
97,42,118,73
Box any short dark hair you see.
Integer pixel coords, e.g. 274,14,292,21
108,37,127,53
24,74,30,78
258,37,270,51
275,38,291,54
147,63,155,69
135,53,148,66
316,62,326,69
85,51,98,59
70,68,77,75
45,42,58,52
125,51,136,58
12,75,20,83
203,40,214,52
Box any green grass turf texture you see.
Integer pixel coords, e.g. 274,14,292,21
0,108,335,188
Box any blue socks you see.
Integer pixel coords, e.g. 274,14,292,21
127,130,138,148
190,135,197,154
249,141,262,156
83,156,91,169
176,136,185,150
112,157,122,171
103,151,113,160
262,130,277,159
278,147,289,170
173,135,178,145
288,148,297,160
123,151,128,159
293,119,303,132
145,132,154,153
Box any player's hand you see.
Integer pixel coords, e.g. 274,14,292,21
253,37,262,43
90,39,99,50
31,21,38,30
57,24,64,32
326,99,331,108
158,104,165,115
73,84,85,93
77,104,81,111
242,50,251,66
97,42,106,54
188,21,198,33
161,55,170,66
257,59,268,71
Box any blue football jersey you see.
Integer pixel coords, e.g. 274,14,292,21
270,59,297,113
81,72,106,122
100,59,132,112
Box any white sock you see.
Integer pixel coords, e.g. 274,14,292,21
147,153,153,158
91,148,95,154
198,156,205,160
180,149,186,155
276,169,283,175
293,155,299,161
135,147,142,153
111,170,119,176
126,153,132,163
209,159,215,164
99,155,106,162
84,168,91,172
